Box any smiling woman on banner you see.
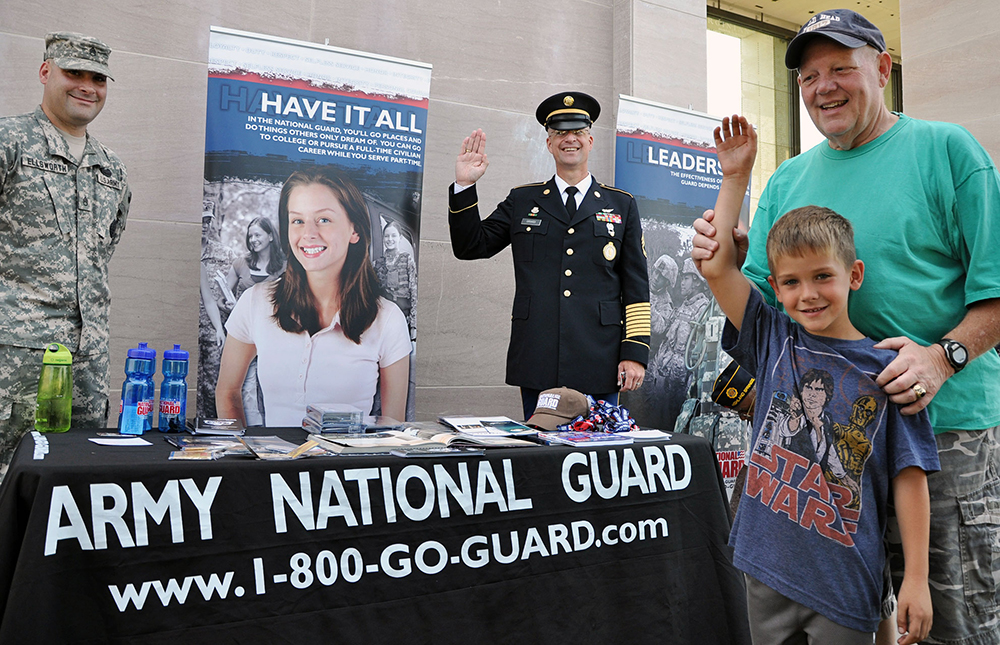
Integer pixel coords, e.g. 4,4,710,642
214,216,286,426
217,217,286,309
216,167,411,426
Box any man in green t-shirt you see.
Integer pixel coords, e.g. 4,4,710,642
693,9,1000,645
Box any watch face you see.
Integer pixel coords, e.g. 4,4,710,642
942,339,969,369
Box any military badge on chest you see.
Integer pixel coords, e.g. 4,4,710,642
595,208,621,241
595,209,621,237
595,209,622,224
520,206,543,230
594,210,621,261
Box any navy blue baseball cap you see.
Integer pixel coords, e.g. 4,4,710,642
785,9,886,69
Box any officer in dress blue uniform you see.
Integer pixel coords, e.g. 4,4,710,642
448,92,651,420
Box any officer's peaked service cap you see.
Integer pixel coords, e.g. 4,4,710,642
536,92,600,131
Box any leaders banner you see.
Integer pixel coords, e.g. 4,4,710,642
199,27,431,424
615,96,750,496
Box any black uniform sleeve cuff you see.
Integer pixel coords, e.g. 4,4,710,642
449,183,479,214
620,338,649,367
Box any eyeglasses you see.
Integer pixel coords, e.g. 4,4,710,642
548,128,590,138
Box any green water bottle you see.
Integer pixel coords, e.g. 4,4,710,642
34,343,73,433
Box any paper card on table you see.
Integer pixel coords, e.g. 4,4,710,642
89,437,153,446
620,429,672,441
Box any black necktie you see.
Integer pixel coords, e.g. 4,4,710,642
565,186,578,219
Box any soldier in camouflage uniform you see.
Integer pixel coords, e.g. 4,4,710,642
197,202,236,420
639,255,676,418
649,254,678,343
652,258,710,424
0,33,130,481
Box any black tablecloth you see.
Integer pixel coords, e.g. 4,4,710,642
0,428,750,644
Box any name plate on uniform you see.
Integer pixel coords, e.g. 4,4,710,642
96,171,124,191
22,157,68,174
520,218,542,226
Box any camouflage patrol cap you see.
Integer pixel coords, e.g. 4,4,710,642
44,32,114,80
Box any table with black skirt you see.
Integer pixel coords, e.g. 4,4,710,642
0,427,750,644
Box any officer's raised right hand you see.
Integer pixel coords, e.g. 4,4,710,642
691,209,749,271
456,129,489,187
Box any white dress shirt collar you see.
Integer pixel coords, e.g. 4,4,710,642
553,173,592,204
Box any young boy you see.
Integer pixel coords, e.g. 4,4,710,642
701,116,940,645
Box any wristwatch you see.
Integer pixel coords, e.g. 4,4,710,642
937,338,969,373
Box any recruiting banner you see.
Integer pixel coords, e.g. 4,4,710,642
199,27,431,425
615,96,750,497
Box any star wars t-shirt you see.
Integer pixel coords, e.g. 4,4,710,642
723,288,939,632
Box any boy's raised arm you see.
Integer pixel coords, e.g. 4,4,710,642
892,466,933,645
699,115,756,330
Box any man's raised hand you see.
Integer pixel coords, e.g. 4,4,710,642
456,129,489,186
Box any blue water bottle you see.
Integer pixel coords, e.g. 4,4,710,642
140,347,157,430
158,344,188,433
118,342,156,435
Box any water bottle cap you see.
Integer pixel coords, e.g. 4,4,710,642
42,343,73,365
127,342,157,360
163,343,189,361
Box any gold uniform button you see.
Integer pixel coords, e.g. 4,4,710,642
565,269,572,277
563,290,571,297
566,248,574,256
526,226,532,232
567,227,575,234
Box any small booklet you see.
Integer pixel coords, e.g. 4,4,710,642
536,431,635,447
309,431,430,455
240,436,326,460
438,416,537,437
164,435,252,456
404,423,538,448
302,417,365,434
390,446,486,458
186,417,245,436
169,449,224,461
304,403,364,426
302,415,403,434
